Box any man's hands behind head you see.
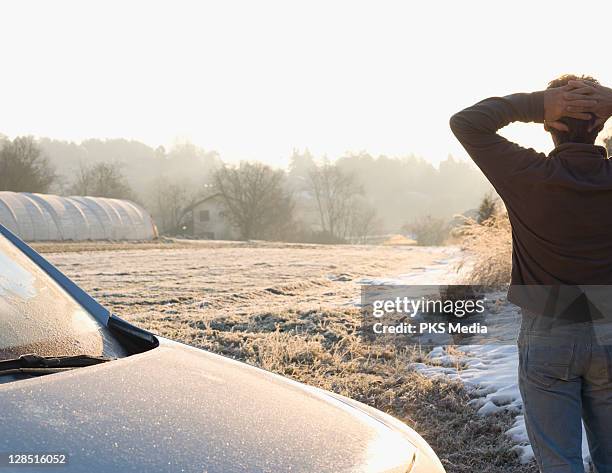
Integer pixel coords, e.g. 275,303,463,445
563,80,612,132
544,84,596,132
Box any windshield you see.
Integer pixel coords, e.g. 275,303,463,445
0,233,127,361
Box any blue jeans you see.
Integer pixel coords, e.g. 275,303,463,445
518,310,612,472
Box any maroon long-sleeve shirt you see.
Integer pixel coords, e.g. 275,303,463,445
450,92,612,291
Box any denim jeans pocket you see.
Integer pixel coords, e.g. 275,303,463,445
524,335,576,388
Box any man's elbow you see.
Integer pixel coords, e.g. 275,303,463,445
449,112,464,137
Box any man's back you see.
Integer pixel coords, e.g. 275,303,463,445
450,93,612,286
509,143,612,285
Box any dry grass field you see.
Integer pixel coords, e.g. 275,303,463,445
37,240,533,473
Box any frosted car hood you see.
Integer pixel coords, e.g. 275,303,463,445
0,338,420,473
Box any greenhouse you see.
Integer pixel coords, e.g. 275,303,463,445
0,192,157,241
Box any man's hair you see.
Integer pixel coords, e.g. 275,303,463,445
547,74,600,145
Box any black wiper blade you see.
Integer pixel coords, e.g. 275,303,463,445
0,354,113,376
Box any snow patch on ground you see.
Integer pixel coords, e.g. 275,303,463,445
358,246,465,286
413,345,532,463
413,344,592,469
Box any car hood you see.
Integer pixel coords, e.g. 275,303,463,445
0,338,440,473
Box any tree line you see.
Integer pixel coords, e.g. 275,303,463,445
0,134,494,243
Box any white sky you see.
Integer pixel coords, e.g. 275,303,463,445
2,0,612,166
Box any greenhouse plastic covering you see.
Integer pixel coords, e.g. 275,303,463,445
0,192,157,241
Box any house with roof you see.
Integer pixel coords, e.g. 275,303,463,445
180,193,238,240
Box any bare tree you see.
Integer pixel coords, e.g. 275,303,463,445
213,162,293,240
0,136,56,193
69,162,134,200
148,178,194,235
349,199,379,244
307,162,362,241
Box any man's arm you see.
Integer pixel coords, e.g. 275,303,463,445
449,89,593,191
449,92,547,189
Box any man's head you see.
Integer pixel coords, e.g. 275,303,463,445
546,74,603,146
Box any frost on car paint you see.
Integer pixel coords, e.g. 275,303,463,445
0,232,127,360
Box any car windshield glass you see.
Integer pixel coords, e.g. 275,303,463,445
0,233,127,361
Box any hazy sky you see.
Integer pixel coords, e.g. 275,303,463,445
2,0,611,166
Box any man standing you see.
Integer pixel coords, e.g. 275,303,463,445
450,75,612,473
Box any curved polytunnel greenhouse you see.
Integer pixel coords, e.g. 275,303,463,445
0,192,158,241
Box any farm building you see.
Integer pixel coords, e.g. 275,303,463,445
180,193,238,240
0,191,157,241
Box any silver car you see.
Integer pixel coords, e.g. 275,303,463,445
0,224,446,473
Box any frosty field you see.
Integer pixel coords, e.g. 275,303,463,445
37,240,538,473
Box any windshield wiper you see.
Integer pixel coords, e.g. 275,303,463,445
0,354,113,377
